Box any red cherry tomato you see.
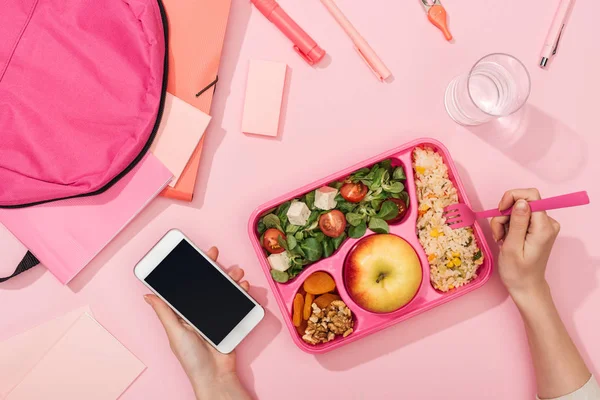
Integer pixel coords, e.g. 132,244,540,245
386,198,408,224
263,228,286,254
319,210,347,238
340,182,368,203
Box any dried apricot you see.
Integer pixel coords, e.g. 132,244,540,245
293,293,304,327
303,272,336,295
303,293,314,320
296,319,308,336
313,293,341,309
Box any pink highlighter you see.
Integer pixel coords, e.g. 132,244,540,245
251,0,326,65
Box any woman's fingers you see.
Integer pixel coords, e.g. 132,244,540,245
206,246,219,262
228,266,245,282
239,281,250,292
491,215,509,242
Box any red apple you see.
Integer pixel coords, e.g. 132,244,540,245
345,234,422,313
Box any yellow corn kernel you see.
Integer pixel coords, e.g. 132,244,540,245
452,251,461,258
452,258,462,267
430,228,442,238
448,285,455,290
416,166,426,174
446,261,454,268
428,253,437,262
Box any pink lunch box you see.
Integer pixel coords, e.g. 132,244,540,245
247,138,494,354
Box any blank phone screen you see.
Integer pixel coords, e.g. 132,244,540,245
145,240,254,345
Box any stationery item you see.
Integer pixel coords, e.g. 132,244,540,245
0,307,91,398
0,154,172,284
320,0,391,81
445,53,531,126
150,94,212,187
539,0,575,68
420,0,452,41
444,191,590,230
5,313,145,400
242,60,288,137
160,0,233,201
0,0,167,208
251,0,326,65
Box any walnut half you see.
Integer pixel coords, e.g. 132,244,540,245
302,300,354,345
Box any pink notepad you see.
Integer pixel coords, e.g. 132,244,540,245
242,60,288,137
5,313,145,400
0,154,172,284
150,93,212,187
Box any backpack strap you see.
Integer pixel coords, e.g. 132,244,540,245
0,251,39,282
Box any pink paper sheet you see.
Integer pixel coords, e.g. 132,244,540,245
0,154,172,284
0,307,91,398
5,313,145,400
150,94,212,187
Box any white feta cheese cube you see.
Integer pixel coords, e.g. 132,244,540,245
268,252,290,272
287,201,311,226
314,187,338,210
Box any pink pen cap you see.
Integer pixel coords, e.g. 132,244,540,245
252,0,326,65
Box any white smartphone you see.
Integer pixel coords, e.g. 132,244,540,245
134,229,264,354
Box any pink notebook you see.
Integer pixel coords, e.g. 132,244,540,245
3,312,145,399
0,154,172,284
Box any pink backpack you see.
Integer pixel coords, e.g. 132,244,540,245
0,0,167,208
0,0,167,279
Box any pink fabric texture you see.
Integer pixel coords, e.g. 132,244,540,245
0,0,166,207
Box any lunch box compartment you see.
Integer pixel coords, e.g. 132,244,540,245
248,138,494,354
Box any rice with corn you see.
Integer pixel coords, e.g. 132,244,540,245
413,147,484,292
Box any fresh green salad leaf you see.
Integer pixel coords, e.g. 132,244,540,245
337,200,357,214
349,221,367,238
398,191,410,207
332,233,346,250
304,191,316,210
377,200,400,221
329,181,343,190
346,212,364,227
393,166,406,180
257,220,266,235
380,159,392,172
277,236,289,251
263,214,282,230
368,218,389,234
287,235,297,250
276,201,291,230
311,231,326,243
295,231,304,241
300,238,323,262
271,270,289,283
383,181,404,194
286,224,300,234
305,211,319,227
322,239,333,258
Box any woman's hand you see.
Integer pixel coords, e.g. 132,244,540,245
490,188,561,299
144,247,252,400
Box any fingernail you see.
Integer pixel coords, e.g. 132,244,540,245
514,200,528,213
143,295,153,305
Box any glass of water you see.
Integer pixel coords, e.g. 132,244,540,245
445,53,531,126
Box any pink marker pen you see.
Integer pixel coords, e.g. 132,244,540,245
251,0,326,65
540,0,575,68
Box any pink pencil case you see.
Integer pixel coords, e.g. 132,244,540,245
248,138,494,354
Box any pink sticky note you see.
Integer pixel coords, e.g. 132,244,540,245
242,60,287,137
150,93,212,187
6,313,145,400
0,307,91,398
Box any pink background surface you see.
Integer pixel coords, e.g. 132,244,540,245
1,0,598,399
